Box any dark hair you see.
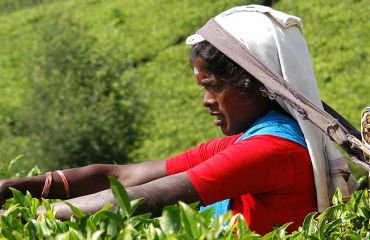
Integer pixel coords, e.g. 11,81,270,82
190,41,263,96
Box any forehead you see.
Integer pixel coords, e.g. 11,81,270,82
192,58,206,82
191,58,225,87
192,57,206,72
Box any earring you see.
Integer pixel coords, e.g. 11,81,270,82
260,87,268,97
260,87,276,100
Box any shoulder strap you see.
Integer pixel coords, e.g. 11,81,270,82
197,19,370,171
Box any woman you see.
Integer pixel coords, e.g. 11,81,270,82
0,5,356,235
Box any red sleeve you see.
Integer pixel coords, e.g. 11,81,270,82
186,135,309,205
166,134,242,175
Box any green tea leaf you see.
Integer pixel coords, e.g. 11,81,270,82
359,207,370,219
235,214,256,239
332,188,343,206
129,197,144,216
25,221,37,239
178,201,201,239
92,211,124,227
64,202,86,219
301,212,317,236
91,230,105,240
107,217,119,237
36,214,52,238
344,232,362,240
108,176,131,217
0,228,16,240
276,223,292,239
159,205,181,234
30,198,40,217
7,155,23,174
63,228,84,240
120,223,139,240
144,223,166,240
9,188,25,206
198,207,213,226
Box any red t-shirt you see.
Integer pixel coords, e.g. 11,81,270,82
166,134,317,235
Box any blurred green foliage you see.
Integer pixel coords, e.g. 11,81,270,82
275,0,370,176
23,12,144,168
0,0,256,170
0,0,60,15
275,0,369,129
0,0,368,176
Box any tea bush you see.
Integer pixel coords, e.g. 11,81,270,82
0,177,368,239
22,12,144,168
0,1,369,237
0,0,368,173
0,0,260,169
0,0,60,15
275,0,370,176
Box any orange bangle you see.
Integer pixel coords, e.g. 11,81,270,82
55,170,70,199
41,171,53,199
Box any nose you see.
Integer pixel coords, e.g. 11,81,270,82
202,90,216,108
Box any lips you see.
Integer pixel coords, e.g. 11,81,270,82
210,111,223,126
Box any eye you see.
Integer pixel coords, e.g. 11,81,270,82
197,76,225,92
212,84,223,90
209,83,225,92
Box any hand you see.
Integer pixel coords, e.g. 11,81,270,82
0,179,14,207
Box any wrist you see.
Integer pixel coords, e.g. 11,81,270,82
20,175,46,198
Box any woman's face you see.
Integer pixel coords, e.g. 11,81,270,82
193,58,269,135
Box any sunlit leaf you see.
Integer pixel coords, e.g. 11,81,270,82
7,155,23,174
129,197,144,216
92,210,124,227
108,176,131,217
63,229,84,240
332,188,343,206
107,217,119,237
301,212,317,235
0,228,16,240
159,205,181,234
198,207,213,227
9,188,25,206
36,214,52,238
179,201,201,239
91,230,105,240
64,202,86,219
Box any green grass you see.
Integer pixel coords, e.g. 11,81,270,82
0,0,258,169
275,0,370,176
0,0,368,176
0,1,369,237
275,0,369,126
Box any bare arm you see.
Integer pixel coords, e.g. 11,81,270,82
0,160,167,204
126,172,200,216
45,172,200,220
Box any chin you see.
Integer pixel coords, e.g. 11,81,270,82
221,127,234,136
223,126,245,136
220,127,228,136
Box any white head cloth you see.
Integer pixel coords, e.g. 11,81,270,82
187,5,358,212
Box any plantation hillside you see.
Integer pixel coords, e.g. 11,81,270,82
0,0,369,177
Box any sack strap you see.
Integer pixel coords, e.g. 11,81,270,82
197,19,370,170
